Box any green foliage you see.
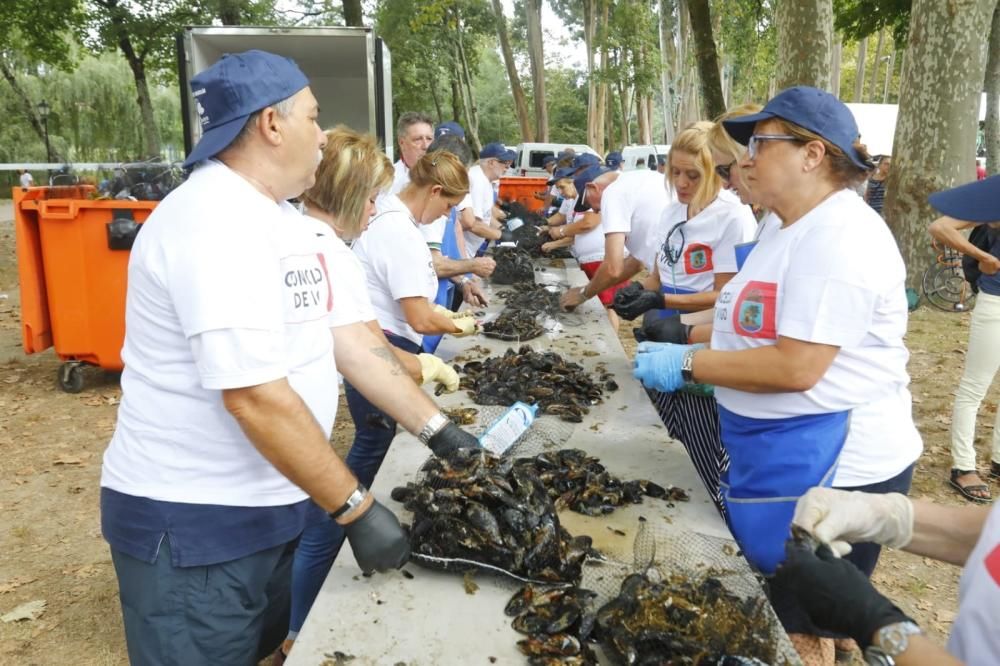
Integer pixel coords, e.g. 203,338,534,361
713,0,777,106
833,0,911,47
0,0,85,70
0,51,182,163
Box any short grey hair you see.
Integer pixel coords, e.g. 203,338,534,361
229,94,297,150
396,111,434,139
428,134,473,166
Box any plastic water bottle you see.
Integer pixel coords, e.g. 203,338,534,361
479,402,538,455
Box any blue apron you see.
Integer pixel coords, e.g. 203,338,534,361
718,405,849,575
422,209,462,353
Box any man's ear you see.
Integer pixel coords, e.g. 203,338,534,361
258,106,283,147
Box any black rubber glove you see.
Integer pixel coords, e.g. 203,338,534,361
773,541,913,648
640,314,692,344
426,421,481,458
342,500,410,574
612,283,664,320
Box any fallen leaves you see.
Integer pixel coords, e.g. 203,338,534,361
1,599,46,623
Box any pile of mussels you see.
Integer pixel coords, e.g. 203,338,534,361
459,346,613,423
504,202,574,260
496,284,563,315
392,448,594,582
482,308,544,342
492,247,537,285
506,584,600,665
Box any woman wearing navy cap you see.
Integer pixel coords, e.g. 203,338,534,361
633,86,922,664
929,177,1000,503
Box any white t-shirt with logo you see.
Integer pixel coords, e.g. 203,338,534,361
650,190,756,293
101,160,338,507
421,193,473,250
710,189,922,486
463,164,495,258
600,169,672,268
948,502,1000,664
353,194,439,344
299,214,376,326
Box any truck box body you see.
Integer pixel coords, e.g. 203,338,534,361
177,26,393,160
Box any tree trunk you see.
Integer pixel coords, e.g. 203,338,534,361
216,0,243,24
584,0,597,149
525,0,549,141
685,0,725,120
451,77,463,122
491,0,533,141
883,0,996,290
454,10,482,152
882,50,896,103
830,35,842,97
343,0,363,26
774,0,833,91
119,38,160,158
854,37,867,101
0,59,65,162
429,77,443,121
868,29,886,103
595,0,610,153
659,0,677,142
986,3,1000,175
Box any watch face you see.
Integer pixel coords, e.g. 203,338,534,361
863,647,893,666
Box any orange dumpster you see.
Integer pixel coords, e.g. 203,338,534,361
14,185,156,392
498,176,549,213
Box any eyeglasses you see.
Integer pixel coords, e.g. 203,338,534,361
747,134,799,160
714,160,736,180
661,220,687,266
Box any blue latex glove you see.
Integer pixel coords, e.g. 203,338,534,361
636,341,704,354
633,343,703,392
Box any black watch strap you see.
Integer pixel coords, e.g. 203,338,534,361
330,484,368,520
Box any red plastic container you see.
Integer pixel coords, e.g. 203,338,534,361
14,185,156,391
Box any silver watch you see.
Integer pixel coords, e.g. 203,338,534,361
329,483,368,519
864,621,922,665
417,412,449,445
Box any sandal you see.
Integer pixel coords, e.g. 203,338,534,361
950,468,993,504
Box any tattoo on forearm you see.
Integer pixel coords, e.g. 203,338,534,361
371,346,405,375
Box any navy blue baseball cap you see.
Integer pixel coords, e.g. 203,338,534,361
183,50,310,168
481,142,510,160
573,153,600,170
722,85,871,170
605,151,623,168
434,121,465,139
547,166,576,185
929,175,1000,222
573,164,610,212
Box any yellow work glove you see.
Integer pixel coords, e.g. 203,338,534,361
433,304,470,319
417,353,460,392
450,313,479,338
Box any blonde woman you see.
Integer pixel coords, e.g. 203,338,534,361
613,123,756,512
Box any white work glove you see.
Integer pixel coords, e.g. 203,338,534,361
449,313,478,338
417,353,459,392
792,487,914,557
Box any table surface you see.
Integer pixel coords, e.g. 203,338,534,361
288,259,747,666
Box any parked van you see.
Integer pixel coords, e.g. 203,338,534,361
512,142,599,177
620,144,670,171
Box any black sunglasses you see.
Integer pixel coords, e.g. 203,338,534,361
715,160,736,180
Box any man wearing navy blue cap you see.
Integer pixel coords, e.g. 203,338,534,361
100,50,418,664
929,176,1000,503
434,120,465,139
605,151,623,170
460,141,511,258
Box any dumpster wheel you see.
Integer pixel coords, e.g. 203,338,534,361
58,362,85,393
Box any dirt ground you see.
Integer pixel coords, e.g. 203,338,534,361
0,199,997,664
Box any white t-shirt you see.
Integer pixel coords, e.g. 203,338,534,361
390,159,410,195
600,169,672,268
101,160,338,507
463,164,495,258
352,194,439,344
421,193,473,251
948,502,1000,664
299,214,376,327
650,191,756,293
19,171,33,188
711,189,922,486
572,209,606,264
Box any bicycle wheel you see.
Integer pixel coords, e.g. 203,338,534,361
922,261,976,312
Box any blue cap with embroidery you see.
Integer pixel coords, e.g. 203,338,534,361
434,121,465,139
183,50,309,168
605,151,623,168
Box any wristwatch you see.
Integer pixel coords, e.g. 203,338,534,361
681,348,696,384
863,621,922,665
330,483,368,520
417,412,449,445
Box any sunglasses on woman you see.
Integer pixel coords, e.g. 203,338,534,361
714,160,736,180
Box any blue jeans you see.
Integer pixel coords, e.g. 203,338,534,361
289,331,421,635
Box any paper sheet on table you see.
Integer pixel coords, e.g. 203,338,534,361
680,308,714,325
